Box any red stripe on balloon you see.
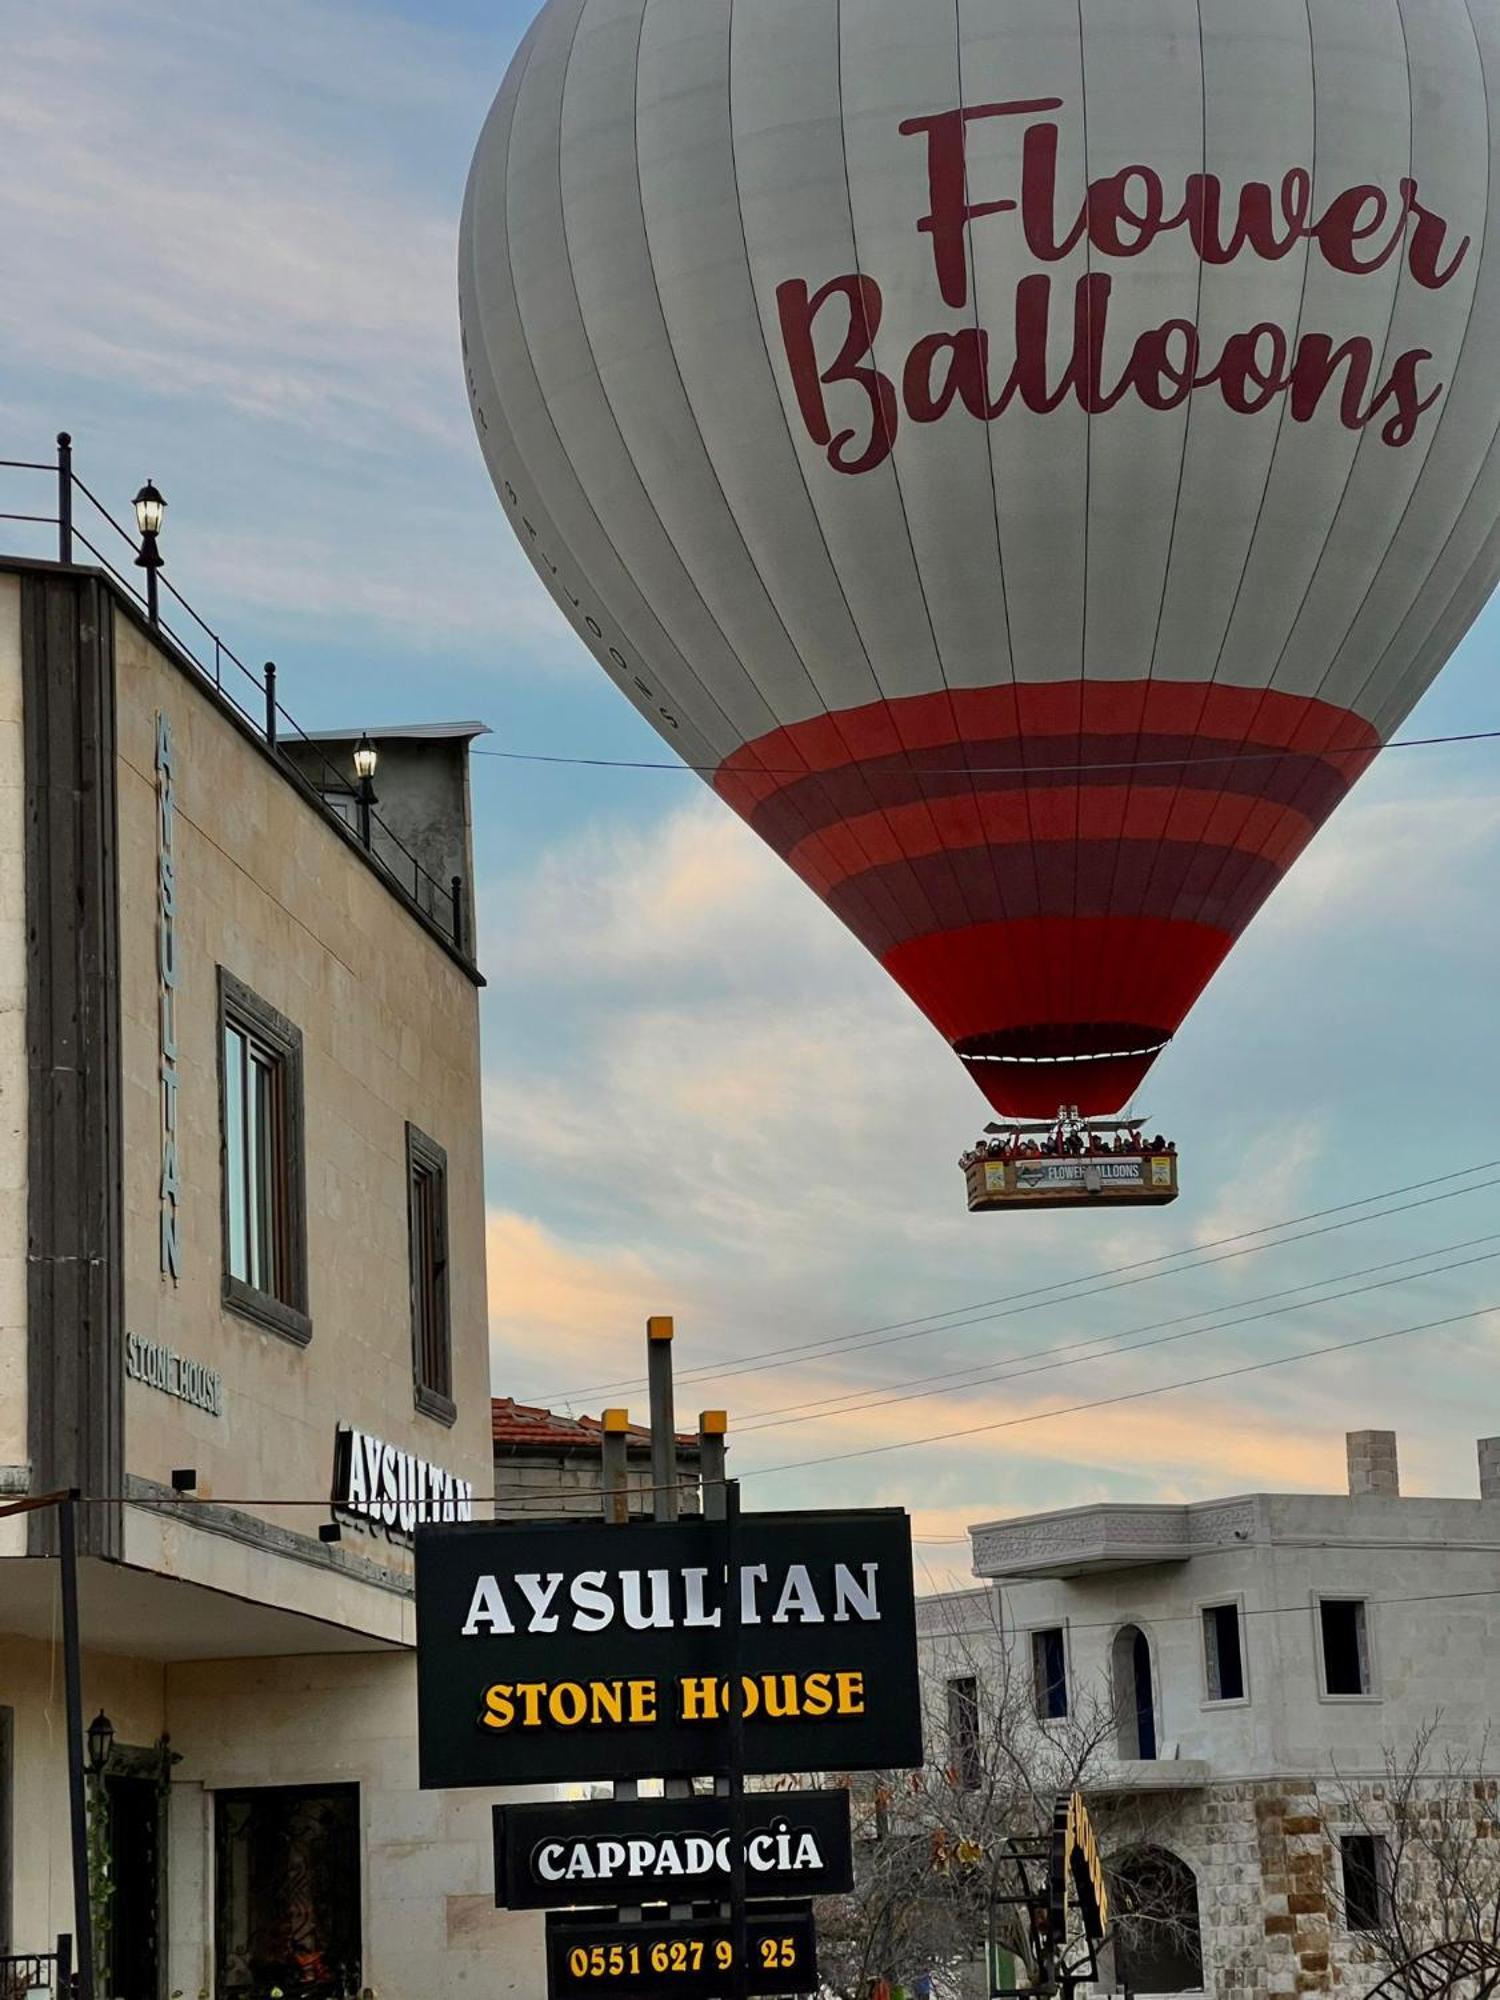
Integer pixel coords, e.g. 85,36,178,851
713,682,1380,814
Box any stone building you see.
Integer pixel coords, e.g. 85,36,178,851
492,1397,703,1518
918,1430,1500,1998
0,553,541,1998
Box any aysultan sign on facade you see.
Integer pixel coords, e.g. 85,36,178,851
332,1426,475,1545
156,711,180,1280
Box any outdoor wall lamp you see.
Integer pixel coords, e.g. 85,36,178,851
132,478,166,627
353,733,378,849
85,1710,115,1777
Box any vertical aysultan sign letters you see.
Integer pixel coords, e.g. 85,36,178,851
156,711,180,1280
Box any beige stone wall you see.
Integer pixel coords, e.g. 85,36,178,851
166,1652,546,1999
0,1633,167,1953
0,575,26,1529
112,606,492,1593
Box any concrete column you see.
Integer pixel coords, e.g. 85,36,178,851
1346,1429,1400,1497
1478,1437,1500,1500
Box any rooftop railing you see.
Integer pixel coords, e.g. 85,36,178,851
0,434,469,956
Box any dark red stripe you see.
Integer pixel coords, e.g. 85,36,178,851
825,839,1282,959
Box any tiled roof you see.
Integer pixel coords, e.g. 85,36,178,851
492,1396,699,1454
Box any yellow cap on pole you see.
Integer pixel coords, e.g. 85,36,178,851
699,1410,728,1436
602,1408,630,1434
647,1315,675,1343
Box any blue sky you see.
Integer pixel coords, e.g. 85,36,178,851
6,0,1499,1585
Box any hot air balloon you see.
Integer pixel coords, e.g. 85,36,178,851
459,0,1499,1153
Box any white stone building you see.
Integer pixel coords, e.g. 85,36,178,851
0,550,542,2000
918,1430,1500,1998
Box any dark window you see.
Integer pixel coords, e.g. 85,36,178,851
1203,1603,1246,1701
1341,1834,1390,1933
946,1676,981,1791
1320,1599,1371,1696
218,970,309,1344
1113,1625,1158,1759
1031,1627,1068,1718
407,1124,453,1423
215,1784,360,2000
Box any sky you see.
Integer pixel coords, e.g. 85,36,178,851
5,0,1499,1590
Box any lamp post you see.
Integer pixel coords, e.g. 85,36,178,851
353,733,378,850
84,1710,115,2000
132,479,166,627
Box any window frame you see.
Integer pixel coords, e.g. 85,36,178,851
1198,1596,1251,1707
945,1674,982,1793
1339,1831,1392,1933
407,1122,455,1426
1314,1594,1378,1703
1027,1623,1070,1721
217,968,310,1346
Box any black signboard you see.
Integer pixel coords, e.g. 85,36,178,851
495,1789,854,1909
546,1906,817,2000
415,1509,921,1788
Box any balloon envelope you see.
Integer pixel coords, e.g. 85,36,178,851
461,0,1500,1116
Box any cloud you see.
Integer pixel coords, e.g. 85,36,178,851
487,1209,676,1400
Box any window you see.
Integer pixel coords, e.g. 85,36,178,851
1202,1603,1246,1701
219,970,309,1343
1031,1627,1068,1719
946,1676,981,1791
1112,1624,1159,1759
407,1124,453,1423
215,1785,360,1998
1320,1598,1371,1696
1341,1834,1391,1933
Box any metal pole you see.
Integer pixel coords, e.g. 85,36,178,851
264,663,278,749
59,1495,96,2000
724,1478,749,2000
647,1317,679,1524
357,781,373,850
56,434,73,564
601,1407,642,1930
145,564,159,629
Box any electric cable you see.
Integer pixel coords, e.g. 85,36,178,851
749,1300,1498,1479
471,723,1500,777
733,1231,1500,1432
529,1162,1500,1403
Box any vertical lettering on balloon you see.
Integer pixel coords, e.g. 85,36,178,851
776,275,898,474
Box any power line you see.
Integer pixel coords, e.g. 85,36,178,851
472,723,1500,778
530,1161,1500,1404
748,1301,1499,1478
734,1232,1500,1433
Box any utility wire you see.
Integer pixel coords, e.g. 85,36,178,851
751,1301,1499,1479
471,724,1500,778
734,1231,1500,1432
532,1162,1500,1403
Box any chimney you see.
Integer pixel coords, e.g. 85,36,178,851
1479,1438,1500,1502
1346,1429,1400,1498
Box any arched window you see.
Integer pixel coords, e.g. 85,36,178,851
1110,1846,1204,1994
1111,1623,1158,1759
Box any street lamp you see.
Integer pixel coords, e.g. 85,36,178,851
86,1710,115,1777
132,479,166,627
353,733,378,850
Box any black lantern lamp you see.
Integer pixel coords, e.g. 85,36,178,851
353,733,378,849
86,1709,115,1777
132,478,166,626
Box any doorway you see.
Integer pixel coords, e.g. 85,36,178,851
105,1771,164,2000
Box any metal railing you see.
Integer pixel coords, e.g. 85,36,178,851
1,1937,77,1998
0,435,469,957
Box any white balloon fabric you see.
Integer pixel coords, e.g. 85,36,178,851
461,0,1500,1116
